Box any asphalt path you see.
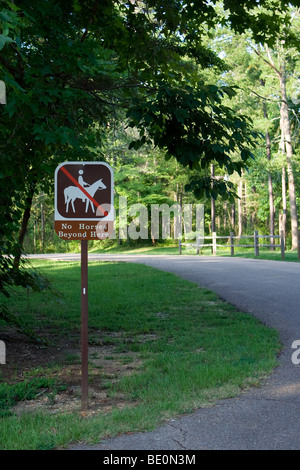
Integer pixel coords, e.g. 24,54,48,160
28,253,300,450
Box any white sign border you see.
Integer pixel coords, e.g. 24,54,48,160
54,161,114,222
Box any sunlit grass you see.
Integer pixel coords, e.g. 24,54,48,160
89,240,299,261
0,260,281,449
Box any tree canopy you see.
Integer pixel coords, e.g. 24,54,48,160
1,0,299,323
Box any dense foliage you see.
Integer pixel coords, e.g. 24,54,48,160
1,0,299,327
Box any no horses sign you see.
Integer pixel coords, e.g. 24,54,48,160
54,161,114,410
54,161,114,240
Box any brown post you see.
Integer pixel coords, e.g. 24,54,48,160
54,162,114,411
81,240,89,410
254,230,259,257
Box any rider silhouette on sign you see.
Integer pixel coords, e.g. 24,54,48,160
78,170,90,188
64,171,107,214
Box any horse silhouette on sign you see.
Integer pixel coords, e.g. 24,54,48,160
64,178,106,213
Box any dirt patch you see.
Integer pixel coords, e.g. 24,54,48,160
0,328,144,416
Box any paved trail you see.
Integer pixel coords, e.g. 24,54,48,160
29,254,300,449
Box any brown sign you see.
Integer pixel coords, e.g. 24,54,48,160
54,162,114,240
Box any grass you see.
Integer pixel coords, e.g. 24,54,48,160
183,246,300,261
89,240,300,262
89,242,180,255
0,375,65,418
0,259,281,450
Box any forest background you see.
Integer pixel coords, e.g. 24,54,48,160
14,3,300,255
1,1,300,312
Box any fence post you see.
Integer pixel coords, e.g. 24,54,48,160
213,232,217,255
254,230,259,257
179,239,182,255
230,232,234,256
280,230,285,260
196,234,199,255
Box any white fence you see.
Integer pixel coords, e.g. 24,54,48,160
179,231,285,259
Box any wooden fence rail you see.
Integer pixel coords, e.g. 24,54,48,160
178,230,285,259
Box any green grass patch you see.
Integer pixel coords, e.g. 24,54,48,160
89,240,300,261
0,375,65,418
0,259,281,450
89,242,179,255
216,247,300,262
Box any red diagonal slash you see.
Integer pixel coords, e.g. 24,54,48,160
61,165,108,216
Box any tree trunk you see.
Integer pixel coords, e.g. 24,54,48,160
211,164,216,233
243,180,247,232
268,170,275,249
33,219,37,253
41,201,45,253
279,61,299,252
279,98,287,248
223,201,227,231
262,98,275,249
13,182,37,269
282,166,287,248
256,45,298,253
231,203,235,230
238,179,243,239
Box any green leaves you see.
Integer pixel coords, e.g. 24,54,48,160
0,0,297,305
222,0,296,46
0,6,17,50
127,81,258,175
186,176,237,202
0,33,13,50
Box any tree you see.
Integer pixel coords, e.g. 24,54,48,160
201,6,300,245
260,78,275,248
1,0,299,326
253,11,300,250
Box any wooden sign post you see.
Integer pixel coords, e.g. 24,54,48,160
54,161,114,410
